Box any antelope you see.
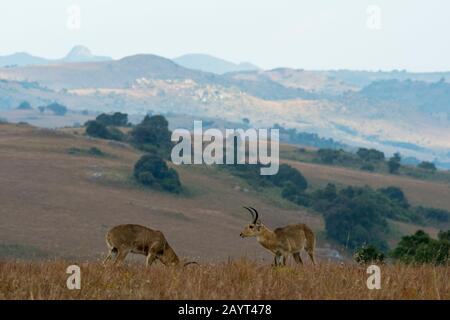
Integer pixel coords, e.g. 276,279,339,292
103,224,197,267
240,207,316,266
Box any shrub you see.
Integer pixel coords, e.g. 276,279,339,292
353,245,385,264
415,206,450,223
85,121,124,141
96,112,128,126
134,154,182,193
17,101,32,110
267,164,308,190
418,161,437,172
360,163,375,171
130,115,172,150
388,153,401,174
390,230,450,265
378,186,409,208
281,182,311,206
357,148,385,162
46,102,67,116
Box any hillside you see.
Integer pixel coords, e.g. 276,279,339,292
0,123,321,261
0,46,111,67
1,123,449,261
173,54,260,74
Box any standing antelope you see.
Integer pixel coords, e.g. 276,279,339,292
103,224,196,267
240,207,316,266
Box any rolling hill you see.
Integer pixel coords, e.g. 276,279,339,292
173,53,260,74
1,123,449,261
0,123,321,261
0,45,111,67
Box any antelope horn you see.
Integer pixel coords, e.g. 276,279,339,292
249,207,259,224
183,261,199,267
243,206,256,222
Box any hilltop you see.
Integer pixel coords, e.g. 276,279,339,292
0,45,111,67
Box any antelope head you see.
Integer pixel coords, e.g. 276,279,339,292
239,207,264,238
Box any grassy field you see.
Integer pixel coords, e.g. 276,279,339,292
1,260,449,300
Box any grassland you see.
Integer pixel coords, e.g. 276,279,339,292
1,260,449,300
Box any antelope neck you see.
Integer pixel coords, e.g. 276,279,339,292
256,226,277,249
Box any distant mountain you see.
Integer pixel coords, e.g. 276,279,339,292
0,52,49,68
173,53,260,74
0,46,111,67
60,45,111,63
0,54,215,89
0,54,312,100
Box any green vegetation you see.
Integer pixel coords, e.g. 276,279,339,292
390,230,450,265
16,101,32,110
95,112,128,127
44,102,67,116
388,152,402,174
418,161,437,172
68,147,105,157
130,115,173,156
274,124,346,149
134,154,182,193
353,245,385,264
415,206,450,224
356,148,385,162
85,120,125,141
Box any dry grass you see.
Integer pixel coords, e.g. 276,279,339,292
0,260,449,300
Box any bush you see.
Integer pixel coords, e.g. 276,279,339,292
357,148,385,162
390,230,450,265
267,164,308,190
360,164,375,171
415,206,450,223
134,154,182,193
281,182,311,206
130,115,172,151
388,153,401,174
85,121,124,141
46,102,67,116
378,186,409,208
96,112,128,126
319,187,390,251
353,245,385,264
418,161,437,172
17,101,32,110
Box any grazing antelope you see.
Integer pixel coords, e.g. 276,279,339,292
103,224,196,267
240,207,316,266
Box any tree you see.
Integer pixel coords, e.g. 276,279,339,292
134,154,181,193
390,230,450,265
418,161,437,172
85,120,124,141
46,102,67,116
96,112,128,126
388,152,401,174
85,121,111,139
130,115,172,151
354,245,385,264
267,164,308,190
17,101,32,110
378,186,409,208
357,148,385,162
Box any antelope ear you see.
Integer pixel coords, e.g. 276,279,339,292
256,220,262,226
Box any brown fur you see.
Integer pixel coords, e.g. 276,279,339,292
241,222,316,266
103,224,180,266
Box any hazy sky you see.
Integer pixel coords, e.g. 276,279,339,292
0,0,449,71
